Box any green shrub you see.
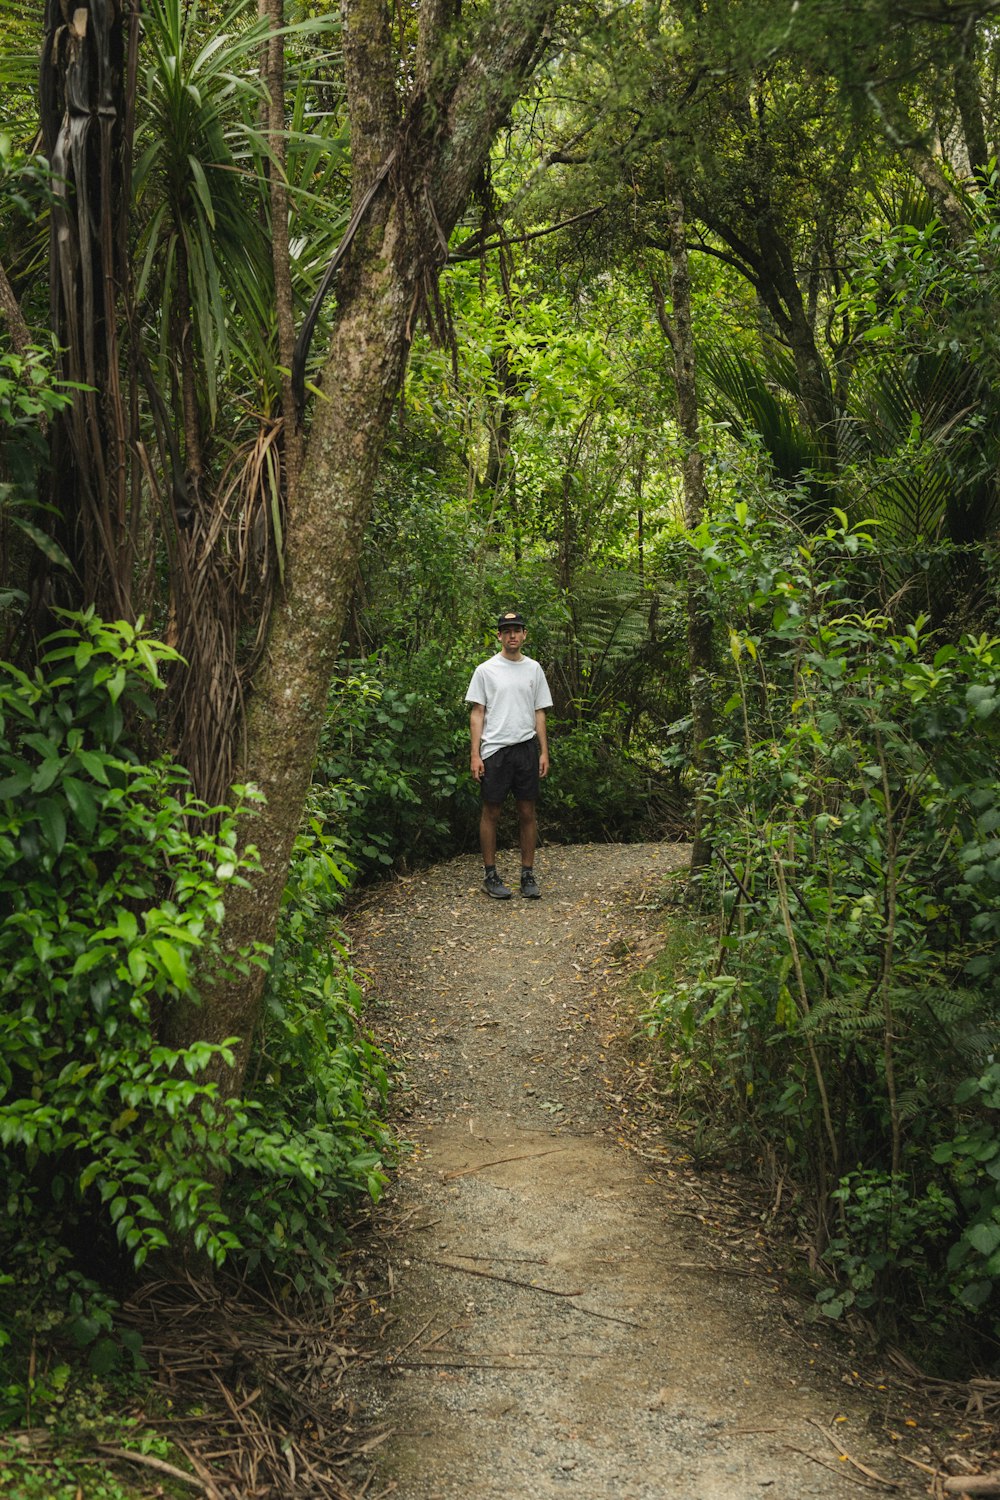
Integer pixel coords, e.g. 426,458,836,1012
541,714,665,844
315,650,477,876
644,505,1000,1360
934,1063,1000,1317
315,645,679,872
227,799,392,1295
0,613,394,1413
0,613,263,1295
817,1170,957,1329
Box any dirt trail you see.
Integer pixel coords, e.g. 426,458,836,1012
347,843,923,1500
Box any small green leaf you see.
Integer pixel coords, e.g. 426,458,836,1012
76,749,111,785
0,768,32,799
36,796,67,853
31,754,63,793
966,1219,1000,1258
13,517,72,569
153,939,189,991
63,775,98,834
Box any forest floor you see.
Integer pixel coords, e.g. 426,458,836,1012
341,840,981,1500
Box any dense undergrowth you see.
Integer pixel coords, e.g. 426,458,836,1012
0,615,390,1491
642,507,1000,1372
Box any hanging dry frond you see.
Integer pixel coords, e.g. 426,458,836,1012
40,0,143,619
163,409,287,806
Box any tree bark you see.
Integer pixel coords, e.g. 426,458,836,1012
264,0,303,494
483,344,518,558
0,260,30,355
696,203,839,457
171,0,556,1084
865,85,971,248
953,22,989,178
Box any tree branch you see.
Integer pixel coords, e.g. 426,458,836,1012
449,205,603,260
263,0,302,491
865,82,971,247
416,0,460,93
433,0,557,227
645,232,766,300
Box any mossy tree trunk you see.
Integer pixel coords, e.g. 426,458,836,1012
170,0,556,1083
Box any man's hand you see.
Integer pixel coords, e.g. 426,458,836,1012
471,754,486,781
539,749,549,778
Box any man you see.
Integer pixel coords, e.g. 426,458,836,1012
466,610,553,899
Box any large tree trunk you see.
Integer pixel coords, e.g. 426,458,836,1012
171,0,556,1084
264,0,304,497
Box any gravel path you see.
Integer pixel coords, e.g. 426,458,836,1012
346,843,923,1500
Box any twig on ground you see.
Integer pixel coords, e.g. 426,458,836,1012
94,1446,212,1493
629,1147,683,1167
781,1442,887,1490
445,1251,549,1265
384,1358,542,1372
417,1257,583,1296
171,1438,227,1500
423,1322,465,1350
443,1147,573,1180
565,1303,648,1329
387,1313,437,1361
896,1454,939,1477
352,1430,396,1456
673,1261,763,1278
806,1419,902,1488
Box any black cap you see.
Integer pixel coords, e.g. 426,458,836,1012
497,610,525,631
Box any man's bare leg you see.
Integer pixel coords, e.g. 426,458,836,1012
516,799,537,869
480,801,502,867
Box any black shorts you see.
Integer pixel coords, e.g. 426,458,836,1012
481,738,540,804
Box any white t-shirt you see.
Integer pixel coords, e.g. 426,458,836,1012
465,655,553,760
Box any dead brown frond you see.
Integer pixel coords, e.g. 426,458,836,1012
122,1274,389,1500
163,409,286,808
40,0,142,624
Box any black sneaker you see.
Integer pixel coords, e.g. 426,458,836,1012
483,868,513,899
520,869,541,900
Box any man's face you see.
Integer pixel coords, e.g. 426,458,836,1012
498,624,526,654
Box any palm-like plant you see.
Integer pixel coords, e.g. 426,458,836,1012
700,342,833,513
700,333,1000,629
134,0,349,431
842,349,998,547
24,0,349,800
134,0,274,443
124,0,351,801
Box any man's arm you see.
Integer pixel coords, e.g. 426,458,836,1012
535,708,549,778
470,703,486,781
